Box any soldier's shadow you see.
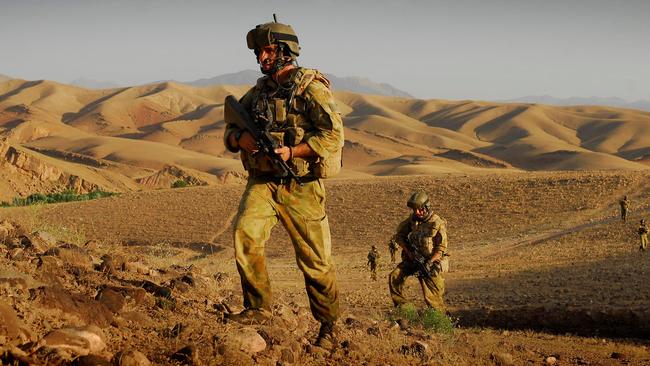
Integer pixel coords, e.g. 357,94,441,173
448,251,650,339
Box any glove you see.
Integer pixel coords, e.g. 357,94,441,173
427,259,442,274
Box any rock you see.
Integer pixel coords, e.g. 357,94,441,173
96,287,127,313
119,311,154,327
0,346,38,365
36,286,114,326
141,281,173,299
0,302,35,344
40,325,106,356
216,348,254,366
366,325,381,336
165,323,184,338
112,349,151,366
170,280,191,294
179,274,195,286
97,254,125,274
222,328,267,354
397,318,409,330
340,339,361,352
1,267,43,291
611,352,626,360
74,355,112,366
8,247,25,260
43,244,93,269
124,261,151,275
491,352,514,366
30,230,58,249
171,345,198,365
38,255,63,270
544,356,557,365
411,341,429,356
344,315,362,328
272,303,298,329
258,326,291,346
0,221,15,245
280,347,296,363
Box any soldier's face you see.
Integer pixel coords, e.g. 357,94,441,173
413,207,427,219
258,44,280,73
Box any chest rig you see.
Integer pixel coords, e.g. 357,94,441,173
246,69,329,177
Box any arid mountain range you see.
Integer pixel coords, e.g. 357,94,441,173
185,70,413,98
0,77,649,201
507,95,650,113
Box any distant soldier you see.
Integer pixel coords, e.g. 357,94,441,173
639,219,648,251
619,196,629,222
389,191,448,312
388,238,399,263
367,245,380,281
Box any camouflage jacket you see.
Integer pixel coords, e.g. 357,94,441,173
395,213,448,259
223,67,344,177
367,249,379,264
388,239,399,252
640,224,648,236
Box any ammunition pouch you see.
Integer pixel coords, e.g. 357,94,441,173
311,149,342,179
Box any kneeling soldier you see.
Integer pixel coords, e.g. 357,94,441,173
389,192,448,312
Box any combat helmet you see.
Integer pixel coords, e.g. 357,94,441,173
246,15,300,59
407,191,430,210
408,191,432,221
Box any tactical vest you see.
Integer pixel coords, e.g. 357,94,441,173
242,68,342,179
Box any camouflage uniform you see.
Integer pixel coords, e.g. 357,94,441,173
620,196,629,222
388,239,399,263
223,67,344,324
367,246,380,281
639,220,648,251
389,213,448,312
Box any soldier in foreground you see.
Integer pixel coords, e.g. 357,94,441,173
620,195,629,222
222,17,344,348
388,238,399,263
389,192,448,312
639,219,648,251
367,245,380,281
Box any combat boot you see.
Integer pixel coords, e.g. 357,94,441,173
224,308,272,325
314,321,336,349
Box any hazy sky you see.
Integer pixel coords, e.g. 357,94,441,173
1,0,649,100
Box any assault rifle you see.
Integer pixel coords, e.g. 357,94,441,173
224,95,302,185
404,239,439,279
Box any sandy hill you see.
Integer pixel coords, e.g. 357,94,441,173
1,78,649,200
0,74,11,84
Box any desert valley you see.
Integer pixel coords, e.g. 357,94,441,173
1,76,650,365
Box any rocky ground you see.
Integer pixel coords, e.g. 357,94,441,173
2,171,650,365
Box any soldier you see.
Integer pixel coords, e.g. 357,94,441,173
389,192,448,312
367,245,380,281
222,17,344,349
388,238,399,263
619,195,629,222
639,219,648,251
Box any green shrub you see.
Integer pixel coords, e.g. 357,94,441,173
389,303,454,334
3,190,117,207
420,308,454,333
172,179,188,188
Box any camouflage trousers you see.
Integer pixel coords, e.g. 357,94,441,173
233,177,339,323
641,234,648,251
621,209,628,221
389,260,445,312
389,249,397,263
369,262,378,281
